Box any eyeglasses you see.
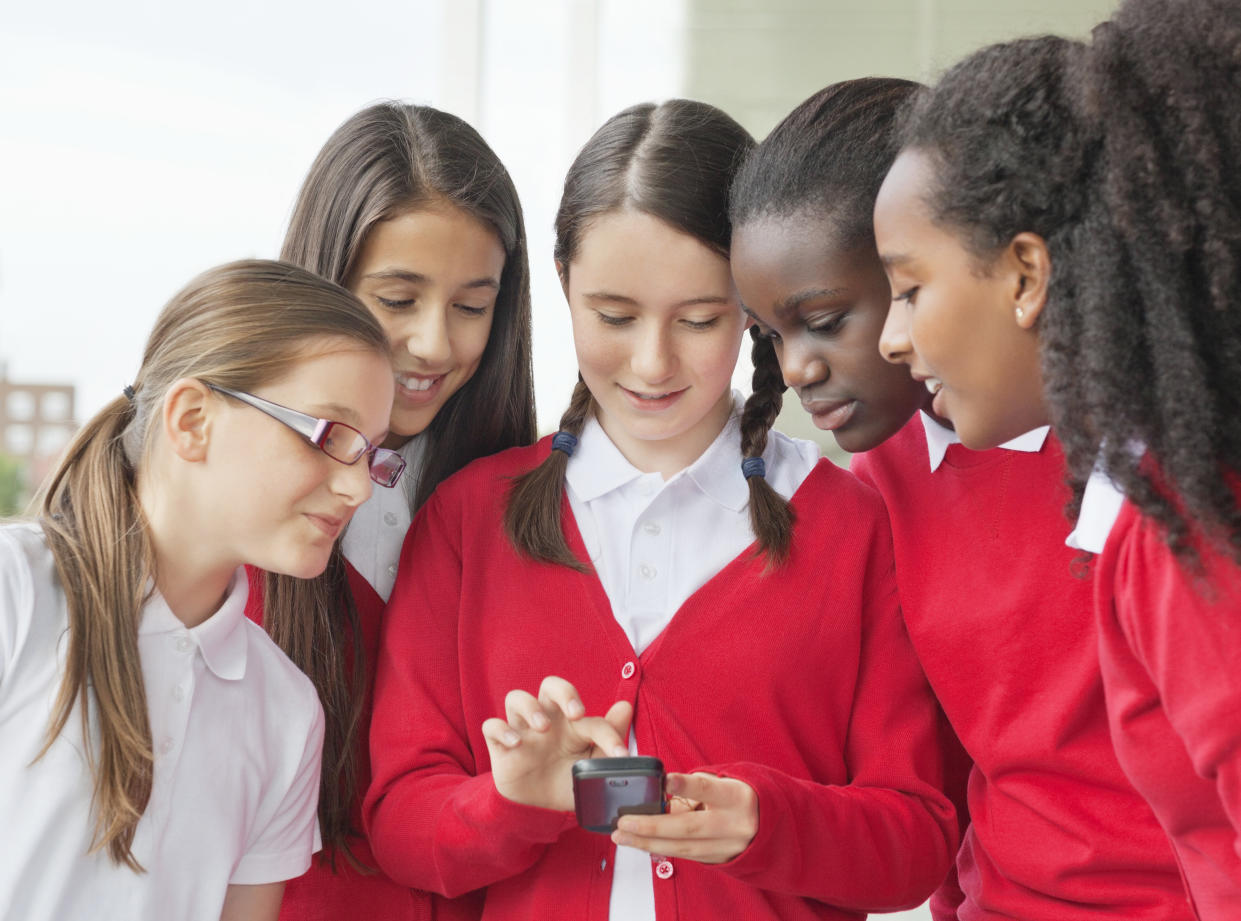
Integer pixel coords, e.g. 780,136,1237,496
207,384,406,488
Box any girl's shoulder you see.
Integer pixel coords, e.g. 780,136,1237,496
425,438,553,506
0,522,59,682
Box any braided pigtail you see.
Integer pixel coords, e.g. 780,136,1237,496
740,327,794,567
504,377,595,570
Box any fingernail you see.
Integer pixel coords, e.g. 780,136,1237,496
611,746,629,757
503,731,520,746
532,712,549,730
567,701,585,718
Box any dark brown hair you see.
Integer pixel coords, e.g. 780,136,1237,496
36,260,389,869
504,99,795,567
275,102,536,860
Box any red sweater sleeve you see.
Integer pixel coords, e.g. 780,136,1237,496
706,519,958,909
363,486,575,898
1114,509,1241,851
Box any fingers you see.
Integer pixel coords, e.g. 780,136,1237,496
503,689,549,731
481,716,522,751
574,715,629,758
611,774,759,865
537,675,587,720
603,699,634,739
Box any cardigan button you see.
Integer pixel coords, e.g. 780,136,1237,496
655,859,674,880
621,661,636,680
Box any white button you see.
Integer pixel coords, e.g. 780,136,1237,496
655,859,674,880
639,563,656,580
384,512,398,526
175,636,192,653
642,521,661,536
621,661,636,679
388,565,398,576
159,738,174,755
172,684,186,701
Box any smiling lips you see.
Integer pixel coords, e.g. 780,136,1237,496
620,385,688,411
396,371,445,405
305,512,345,539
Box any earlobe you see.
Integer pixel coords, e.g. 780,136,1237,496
162,378,214,463
1009,232,1052,329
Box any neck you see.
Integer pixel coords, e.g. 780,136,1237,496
596,389,734,479
137,474,236,629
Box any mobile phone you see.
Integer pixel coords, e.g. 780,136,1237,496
572,756,666,833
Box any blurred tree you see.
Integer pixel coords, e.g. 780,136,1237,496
0,453,26,517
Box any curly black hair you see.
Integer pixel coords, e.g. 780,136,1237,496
900,4,1241,565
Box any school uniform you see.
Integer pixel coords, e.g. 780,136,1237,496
365,405,957,921
851,413,1191,921
0,522,323,921
1070,469,1241,920
245,435,484,921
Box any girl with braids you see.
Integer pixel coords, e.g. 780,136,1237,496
873,2,1241,914
365,99,956,921
246,101,535,920
735,75,1191,921
0,260,400,921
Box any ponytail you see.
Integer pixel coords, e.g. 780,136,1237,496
503,378,594,571
37,395,154,870
740,327,795,567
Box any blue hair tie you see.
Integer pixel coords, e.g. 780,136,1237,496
122,384,136,402
741,457,766,480
552,431,579,457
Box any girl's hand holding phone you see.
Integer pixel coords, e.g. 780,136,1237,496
482,676,632,812
611,772,759,864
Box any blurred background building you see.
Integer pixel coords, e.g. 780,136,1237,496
2,0,1117,496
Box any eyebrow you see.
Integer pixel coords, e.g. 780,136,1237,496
774,287,849,316
584,291,732,309
363,269,500,291
879,253,913,269
307,402,363,426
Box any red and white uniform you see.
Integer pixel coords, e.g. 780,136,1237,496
246,435,484,921
852,414,1190,921
1072,468,1241,920
365,433,957,921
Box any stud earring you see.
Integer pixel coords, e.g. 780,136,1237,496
1015,306,1026,321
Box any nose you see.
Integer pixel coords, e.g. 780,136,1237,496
780,336,828,390
330,455,374,509
878,300,912,365
400,304,452,368
631,322,676,384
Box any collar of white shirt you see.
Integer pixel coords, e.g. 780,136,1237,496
566,396,750,512
1064,466,1127,553
136,567,249,680
919,410,1052,472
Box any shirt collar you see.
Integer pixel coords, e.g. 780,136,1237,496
1064,467,1127,553
138,568,250,681
919,411,1052,472
564,393,750,512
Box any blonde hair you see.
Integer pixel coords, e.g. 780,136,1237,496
35,259,388,869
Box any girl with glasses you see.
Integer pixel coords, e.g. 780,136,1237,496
247,102,535,921
0,259,396,921
365,100,956,921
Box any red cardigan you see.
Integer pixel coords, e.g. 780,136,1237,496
244,565,483,921
1095,492,1241,919
365,438,957,921
851,418,1190,921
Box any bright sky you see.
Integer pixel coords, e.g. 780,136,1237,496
0,0,690,430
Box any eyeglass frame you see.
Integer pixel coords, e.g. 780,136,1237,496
206,383,406,488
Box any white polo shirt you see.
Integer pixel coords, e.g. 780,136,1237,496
0,523,324,921
565,394,819,921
